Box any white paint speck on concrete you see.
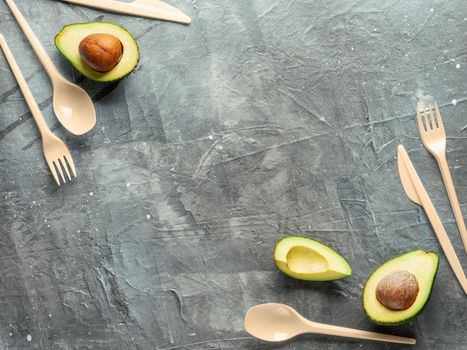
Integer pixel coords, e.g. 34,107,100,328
89,192,94,196
456,63,461,69
452,99,457,105
26,334,32,342
146,214,151,219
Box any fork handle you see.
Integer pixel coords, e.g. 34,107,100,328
0,35,51,137
436,153,467,253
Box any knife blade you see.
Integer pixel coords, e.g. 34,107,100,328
397,145,467,294
61,0,191,24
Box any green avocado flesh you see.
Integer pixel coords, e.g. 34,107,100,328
55,22,139,82
274,236,352,281
363,250,438,325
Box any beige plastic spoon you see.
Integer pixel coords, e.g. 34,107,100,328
245,303,416,345
6,0,96,135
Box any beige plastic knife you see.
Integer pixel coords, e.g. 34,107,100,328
61,0,191,24
397,145,467,295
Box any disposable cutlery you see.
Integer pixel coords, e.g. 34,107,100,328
61,0,191,24
245,303,416,345
397,145,467,294
417,103,467,252
0,34,77,185
6,0,96,135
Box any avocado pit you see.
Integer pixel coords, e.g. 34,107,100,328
376,271,419,311
78,33,123,73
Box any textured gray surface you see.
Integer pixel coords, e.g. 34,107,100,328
0,0,466,349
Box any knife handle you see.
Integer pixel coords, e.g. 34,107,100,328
64,0,147,14
423,197,467,294
63,0,191,24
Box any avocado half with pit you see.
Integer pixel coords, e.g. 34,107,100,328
363,250,439,325
55,22,139,82
274,236,352,281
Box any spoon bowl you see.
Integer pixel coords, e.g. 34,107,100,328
52,76,96,135
245,304,305,342
6,0,96,136
245,303,416,345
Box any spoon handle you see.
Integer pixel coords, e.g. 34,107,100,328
0,35,51,137
5,0,60,78
307,321,416,345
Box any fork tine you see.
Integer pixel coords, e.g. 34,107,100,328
47,160,61,185
428,104,437,129
423,108,431,131
434,102,444,129
417,108,426,133
60,157,72,181
55,160,66,184
64,154,77,178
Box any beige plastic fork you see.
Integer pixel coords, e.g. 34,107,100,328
417,103,467,253
0,34,76,185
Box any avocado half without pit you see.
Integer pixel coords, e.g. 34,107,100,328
55,22,139,82
274,236,352,281
363,250,439,325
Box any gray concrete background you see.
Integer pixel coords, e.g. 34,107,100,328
0,0,466,349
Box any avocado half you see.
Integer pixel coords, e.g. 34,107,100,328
363,250,439,325
55,22,139,82
274,236,352,281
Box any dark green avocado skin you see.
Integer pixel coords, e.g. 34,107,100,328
363,250,439,326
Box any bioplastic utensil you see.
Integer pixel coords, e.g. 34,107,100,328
245,303,416,345
61,0,191,24
5,0,96,136
0,34,77,185
397,145,467,294
417,103,467,252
